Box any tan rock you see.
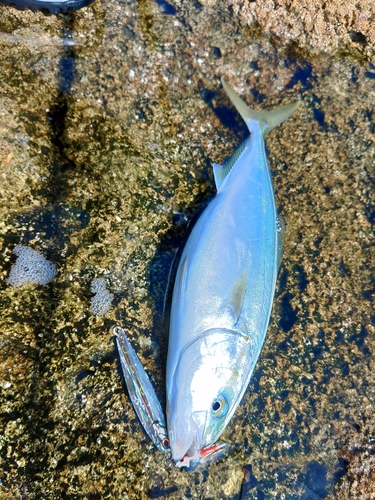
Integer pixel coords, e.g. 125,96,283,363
230,0,375,58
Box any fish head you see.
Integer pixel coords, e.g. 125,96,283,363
167,328,251,463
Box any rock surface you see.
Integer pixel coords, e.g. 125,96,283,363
334,407,375,499
0,0,374,498
231,0,375,59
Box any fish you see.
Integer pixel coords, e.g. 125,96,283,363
166,80,299,463
115,80,299,467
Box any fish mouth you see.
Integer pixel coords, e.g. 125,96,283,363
169,410,231,467
169,410,207,462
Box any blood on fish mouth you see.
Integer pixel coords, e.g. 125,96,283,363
176,442,228,468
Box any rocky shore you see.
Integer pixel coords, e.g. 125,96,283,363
0,0,374,498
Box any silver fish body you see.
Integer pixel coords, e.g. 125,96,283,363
166,80,299,462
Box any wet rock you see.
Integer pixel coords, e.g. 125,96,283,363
329,411,375,499
230,0,375,59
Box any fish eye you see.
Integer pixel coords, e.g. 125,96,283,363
211,394,228,417
161,438,170,450
212,401,221,411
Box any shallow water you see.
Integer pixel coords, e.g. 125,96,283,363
0,0,374,498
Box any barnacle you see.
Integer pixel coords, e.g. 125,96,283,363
90,278,114,316
7,245,57,287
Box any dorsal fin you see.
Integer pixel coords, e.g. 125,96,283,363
213,138,249,190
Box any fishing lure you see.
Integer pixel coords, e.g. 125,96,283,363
114,326,169,454
1,0,96,13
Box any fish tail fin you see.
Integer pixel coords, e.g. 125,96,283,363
221,79,299,135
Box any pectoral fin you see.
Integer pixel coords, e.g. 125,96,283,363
228,271,248,323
